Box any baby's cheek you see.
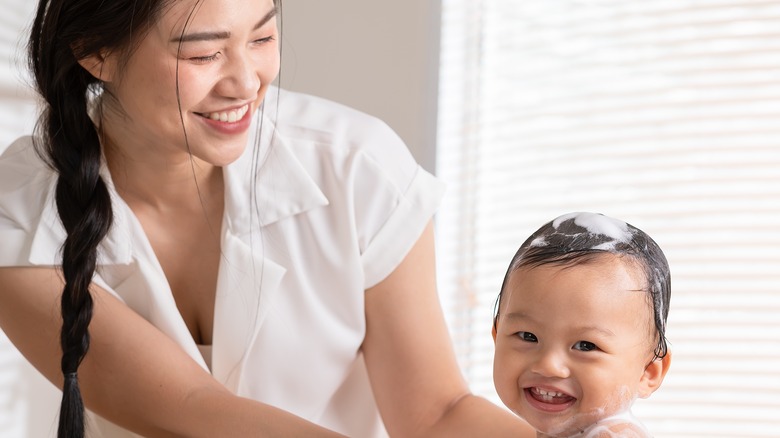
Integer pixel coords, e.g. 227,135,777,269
492,356,522,410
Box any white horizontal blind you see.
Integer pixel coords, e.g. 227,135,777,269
436,1,780,437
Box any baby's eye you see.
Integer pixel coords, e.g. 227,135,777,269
573,341,597,352
515,332,538,343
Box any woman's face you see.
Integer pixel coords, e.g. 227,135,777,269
100,0,280,168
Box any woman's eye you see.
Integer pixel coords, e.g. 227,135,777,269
516,332,538,343
253,36,275,45
189,52,220,63
573,341,597,352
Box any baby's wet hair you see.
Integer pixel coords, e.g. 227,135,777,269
494,212,671,360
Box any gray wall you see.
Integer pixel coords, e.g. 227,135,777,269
279,0,441,172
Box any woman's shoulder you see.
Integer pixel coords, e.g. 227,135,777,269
0,136,55,199
1,135,50,168
260,87,420,190
0,136,61,266
266,87,406,154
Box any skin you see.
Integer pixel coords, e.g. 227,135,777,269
492,254,670,438
0,0,535,435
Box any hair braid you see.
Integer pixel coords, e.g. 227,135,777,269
29,2,114,436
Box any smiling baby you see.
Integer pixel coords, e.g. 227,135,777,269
492,212,672,437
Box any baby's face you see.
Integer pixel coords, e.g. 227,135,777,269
493,254,656,437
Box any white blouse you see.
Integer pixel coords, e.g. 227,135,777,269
0,87,445,437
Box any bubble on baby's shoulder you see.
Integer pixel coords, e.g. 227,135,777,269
581,410,652,438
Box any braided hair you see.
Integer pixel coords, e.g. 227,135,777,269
28,1,170,436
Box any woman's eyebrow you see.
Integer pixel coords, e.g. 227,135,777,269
171,6,278,43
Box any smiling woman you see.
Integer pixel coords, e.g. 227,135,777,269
0,0,533,437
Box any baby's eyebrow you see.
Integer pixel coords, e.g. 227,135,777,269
574,325,615,337
501,311,533,323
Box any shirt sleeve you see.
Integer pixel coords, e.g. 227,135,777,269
0,137,55,267
348,118,446,290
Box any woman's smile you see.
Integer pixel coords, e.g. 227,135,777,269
197,103,251,123
196,103,254,134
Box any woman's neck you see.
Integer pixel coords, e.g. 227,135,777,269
103,138,223,212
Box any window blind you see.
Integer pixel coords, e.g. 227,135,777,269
436,1,780,437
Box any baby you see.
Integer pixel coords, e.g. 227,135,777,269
491,212,672,437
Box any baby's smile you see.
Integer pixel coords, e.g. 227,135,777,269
528,387,575,405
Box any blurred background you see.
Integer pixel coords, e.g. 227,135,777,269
2,1,779,437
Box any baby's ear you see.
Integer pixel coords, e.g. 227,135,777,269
638,350,672,399
76,50,118,82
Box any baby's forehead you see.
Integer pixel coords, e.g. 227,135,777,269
513,253,647,288
504,256,655,327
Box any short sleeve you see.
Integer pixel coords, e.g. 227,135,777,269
0,137,56,267
359,163,445,289
266,88,447,290
347,120,446,289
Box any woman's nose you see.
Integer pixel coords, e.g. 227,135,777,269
530,348,570,379
220,52,261,100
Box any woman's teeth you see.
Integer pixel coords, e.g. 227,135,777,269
202,104,249,123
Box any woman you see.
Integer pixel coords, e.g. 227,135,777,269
0,0,532,436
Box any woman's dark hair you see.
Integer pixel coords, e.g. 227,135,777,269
493,212,671,361
28,1,171,436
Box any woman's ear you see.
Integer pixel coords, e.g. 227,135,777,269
76,51,117,82
638,350,672,399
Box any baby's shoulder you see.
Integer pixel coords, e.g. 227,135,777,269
584,415,652,438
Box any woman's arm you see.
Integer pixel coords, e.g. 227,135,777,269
362,221,535,437
0,266,345,438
